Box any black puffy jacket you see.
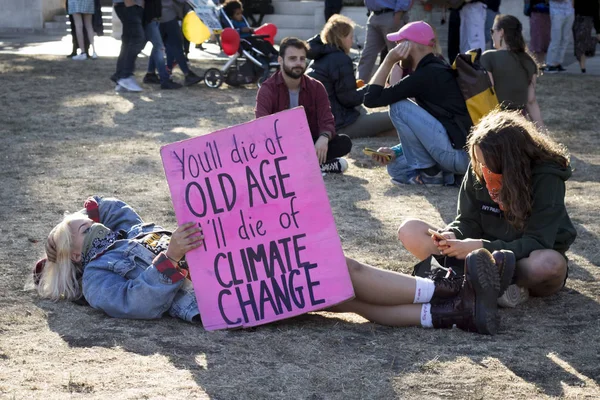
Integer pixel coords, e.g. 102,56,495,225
306,35,365,130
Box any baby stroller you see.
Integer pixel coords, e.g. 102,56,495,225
203,7,279,88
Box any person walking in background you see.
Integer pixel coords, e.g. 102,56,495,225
484,0,501,49
572,0,600,73
447,6,461,62
68,0,98,60
324,0,343,22
408,0,434,25
459,0,487,52
307,15,396,138
142,0,183,89
112,0,146,92
160,0,203,86
357,0,412,81
544,0,575,73
525,0,551,65
483,15,543,127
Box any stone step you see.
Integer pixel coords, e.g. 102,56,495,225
53,14,114,22
44,21,68,30
274,28,318,41
262,14,315,29
273,1,323,16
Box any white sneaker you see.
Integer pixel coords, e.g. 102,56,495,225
497,284,530,308
72,53,88,61
115,84,125,92
117,77,143,92
91,52,98,60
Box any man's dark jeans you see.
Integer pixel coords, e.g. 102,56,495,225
113,4,145,81
160,19,190,75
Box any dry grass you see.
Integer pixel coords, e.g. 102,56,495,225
1,54,599,399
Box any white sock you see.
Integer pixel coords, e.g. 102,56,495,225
420,303,433,328
413,276,436,303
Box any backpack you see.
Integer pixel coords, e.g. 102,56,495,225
451,48,499,126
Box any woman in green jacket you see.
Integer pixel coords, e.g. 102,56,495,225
398,110,577,303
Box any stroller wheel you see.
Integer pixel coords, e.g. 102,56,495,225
257,75,268,88
204,68,223,89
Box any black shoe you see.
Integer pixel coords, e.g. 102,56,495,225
544,65,559,74
110,74,118,84
143,73,161,84
184,70,202,86
66,52,77,58
320,158,348,174
161,80,183,90
431,274,464,300
491,250,516,297
557,64,566,72
431,249,500,335
581,68,586,73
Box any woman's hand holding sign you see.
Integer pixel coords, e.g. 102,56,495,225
166,222,204,262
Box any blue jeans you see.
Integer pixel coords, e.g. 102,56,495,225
145,21,170,83
160,19,190,75
546,12,575,66
113,4,145,80
387,100,469,185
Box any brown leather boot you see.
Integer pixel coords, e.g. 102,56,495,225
431,249,501,335
491,250,516,297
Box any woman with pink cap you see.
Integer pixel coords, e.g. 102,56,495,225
364,21,472,186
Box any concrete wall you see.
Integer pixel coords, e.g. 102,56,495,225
0,0,64,30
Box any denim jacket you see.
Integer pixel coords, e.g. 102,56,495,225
81,197,199,322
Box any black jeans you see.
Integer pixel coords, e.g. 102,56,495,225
160,19,190,75
314,134,353,161
324,0,343,22
113,4,145,81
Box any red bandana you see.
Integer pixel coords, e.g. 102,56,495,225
481,166,504,210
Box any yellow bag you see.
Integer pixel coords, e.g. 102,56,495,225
182,11,211,44
451,49,499,125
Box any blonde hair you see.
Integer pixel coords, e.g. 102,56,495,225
320,14,355,54
35,213,83,301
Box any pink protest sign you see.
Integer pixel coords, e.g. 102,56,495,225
160,107,354,331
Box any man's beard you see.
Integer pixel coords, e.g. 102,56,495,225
282,63,306,79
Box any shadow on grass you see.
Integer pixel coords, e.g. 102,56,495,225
569,155,600,183
43,284,600,398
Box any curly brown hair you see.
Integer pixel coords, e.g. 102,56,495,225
468,110,570,231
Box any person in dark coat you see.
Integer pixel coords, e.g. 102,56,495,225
307,15,395,139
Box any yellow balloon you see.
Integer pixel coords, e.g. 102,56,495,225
182,11,211,44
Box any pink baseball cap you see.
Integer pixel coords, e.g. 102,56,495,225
386,21,436,46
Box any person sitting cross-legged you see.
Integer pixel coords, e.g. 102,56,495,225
364,21,472,186
307,15,396,139
255,37,353,174
397,110,577,308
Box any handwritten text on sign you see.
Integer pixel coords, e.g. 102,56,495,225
160,108,354,330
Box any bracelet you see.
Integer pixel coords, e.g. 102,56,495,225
319,132,331,141
166,254,180,264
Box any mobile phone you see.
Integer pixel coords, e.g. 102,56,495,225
363,148,392,160
428,229,446,241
